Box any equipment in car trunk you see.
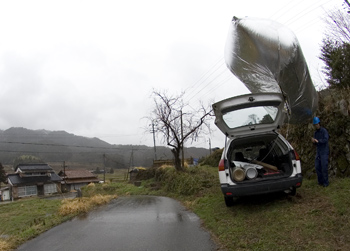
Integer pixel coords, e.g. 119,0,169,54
231,162,261,181
251,160,278,171
224,16,318,123
232,166,245,181
244,165,258,179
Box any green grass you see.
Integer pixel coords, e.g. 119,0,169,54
176,169,350,251
2,166,350,251
97,169,130,182
0,198,73,250
0,194,117,250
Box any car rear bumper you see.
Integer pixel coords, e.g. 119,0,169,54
221,174,303,197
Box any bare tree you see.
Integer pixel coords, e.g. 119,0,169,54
149,90,212,171
344,0,350,10
320,2,350,88
323,2,350,43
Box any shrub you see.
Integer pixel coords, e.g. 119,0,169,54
154,166,217,196
199,148,223,167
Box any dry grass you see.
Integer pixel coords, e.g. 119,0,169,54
59,194,117,216
0,239,12,251
158,164,174,169
134,166,147,170
158,162,190,169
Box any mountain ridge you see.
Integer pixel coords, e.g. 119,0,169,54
0,127,210,169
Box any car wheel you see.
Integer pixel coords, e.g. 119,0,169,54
224,196,234,207
290,187,296,196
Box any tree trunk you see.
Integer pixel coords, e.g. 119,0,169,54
171,148,184,171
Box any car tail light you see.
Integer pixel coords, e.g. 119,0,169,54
296,182,302,187
218,159,225,171
293,150,300,161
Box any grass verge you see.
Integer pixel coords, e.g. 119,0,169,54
0,194,116,250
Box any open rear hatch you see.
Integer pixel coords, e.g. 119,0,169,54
212,92,286,138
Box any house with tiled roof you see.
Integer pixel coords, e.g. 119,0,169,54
7,163,62,200
58,169,100,192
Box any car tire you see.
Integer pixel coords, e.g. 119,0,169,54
224,196,234,207
290,187,296,196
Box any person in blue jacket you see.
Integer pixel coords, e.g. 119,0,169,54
311,117,330,187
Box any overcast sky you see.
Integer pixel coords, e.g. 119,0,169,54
0,0,342,149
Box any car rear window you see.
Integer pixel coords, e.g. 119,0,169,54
223,106,278,129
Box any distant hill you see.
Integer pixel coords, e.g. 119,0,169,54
0,127,210,169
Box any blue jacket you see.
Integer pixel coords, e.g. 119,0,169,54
314,127,329,156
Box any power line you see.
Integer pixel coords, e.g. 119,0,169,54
0,141,150,151
0,132,144,139
283,1,327,26
185,62,229,102
269,0,305,20
192,73,234,104
183,56,224,98
0,149,109,154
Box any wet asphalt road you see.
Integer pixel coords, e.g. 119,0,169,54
17,196,218,251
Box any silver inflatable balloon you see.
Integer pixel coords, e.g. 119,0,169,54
225,16,318,123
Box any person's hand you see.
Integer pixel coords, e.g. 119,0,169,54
311,137,318,143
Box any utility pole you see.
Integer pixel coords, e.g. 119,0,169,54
62,161,67,192
126,147,134,180
209,138,211,155
103,154,106,183
181,110,184,168
63,161,67,184
151,121,157,160
130,147,134,168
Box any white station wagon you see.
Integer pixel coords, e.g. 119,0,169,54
213,92,303,207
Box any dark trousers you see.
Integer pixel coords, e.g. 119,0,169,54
315,154,329,186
